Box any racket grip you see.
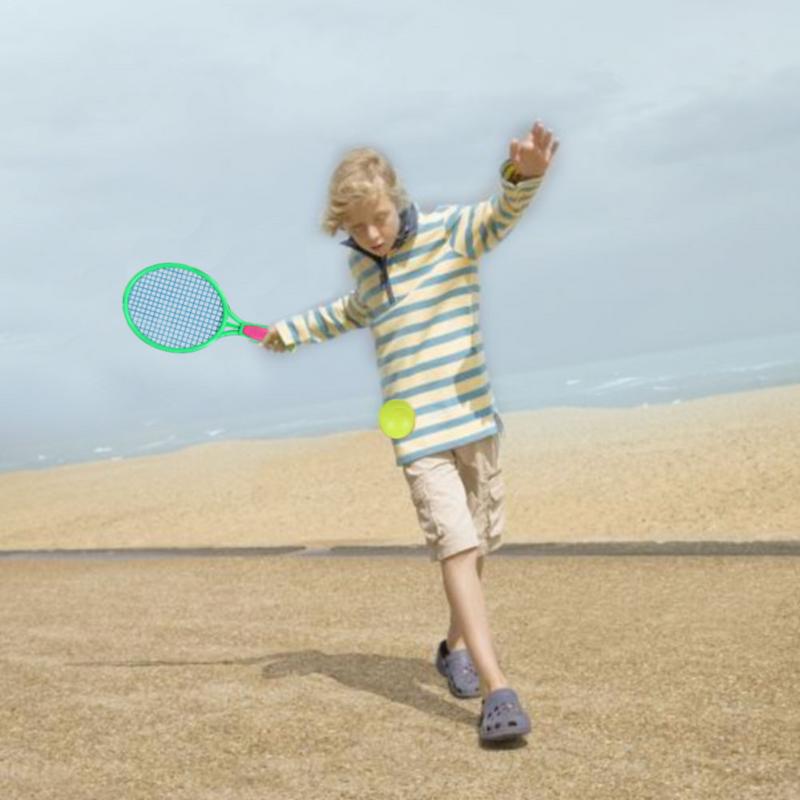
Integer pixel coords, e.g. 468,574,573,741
243,325,270,341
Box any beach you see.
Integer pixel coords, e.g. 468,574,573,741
2,555,798,799
3,385,799,798
2,384,799,551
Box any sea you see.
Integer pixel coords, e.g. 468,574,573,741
3,332,799,474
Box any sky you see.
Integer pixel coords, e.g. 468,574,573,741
1,0,799,464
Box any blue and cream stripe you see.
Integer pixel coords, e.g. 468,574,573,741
273,159,545,465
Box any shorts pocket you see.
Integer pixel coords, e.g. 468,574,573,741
487,472,506,539
407,474,445,549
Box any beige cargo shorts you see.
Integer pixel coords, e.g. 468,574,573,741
401,426,506,563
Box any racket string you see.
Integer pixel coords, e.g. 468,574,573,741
128,268,225,349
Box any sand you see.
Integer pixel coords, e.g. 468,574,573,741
1,555,798,799
2,386,799,797
1,384,799,551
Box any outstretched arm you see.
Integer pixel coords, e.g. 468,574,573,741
261,289,370,351
446,120,560,261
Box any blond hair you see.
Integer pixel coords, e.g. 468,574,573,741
321,147,410,237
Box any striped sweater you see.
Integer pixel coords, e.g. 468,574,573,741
273,158,547,467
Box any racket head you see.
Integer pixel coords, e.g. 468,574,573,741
123,262,233,353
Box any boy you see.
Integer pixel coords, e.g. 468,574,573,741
261,121,559,743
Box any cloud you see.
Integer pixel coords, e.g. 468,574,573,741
611,64,800,167
1,0,798,467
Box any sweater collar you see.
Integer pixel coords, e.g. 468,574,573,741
339,202,419,262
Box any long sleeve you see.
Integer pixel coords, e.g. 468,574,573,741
272,289,370,347
444,159,546,261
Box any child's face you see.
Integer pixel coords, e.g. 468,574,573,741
344,185,401,257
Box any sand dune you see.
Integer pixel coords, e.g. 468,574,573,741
1,385,799,550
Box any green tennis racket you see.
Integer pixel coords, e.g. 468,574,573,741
123,262,293,354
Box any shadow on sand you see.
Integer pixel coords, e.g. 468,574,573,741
69,648,529,749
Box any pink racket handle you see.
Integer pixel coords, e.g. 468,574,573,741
243,325,270,341
243,325,296,351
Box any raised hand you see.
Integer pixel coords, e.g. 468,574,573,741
509,120,560,179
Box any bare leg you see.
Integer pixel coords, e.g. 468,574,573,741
446,554,483,651
440,547,508,697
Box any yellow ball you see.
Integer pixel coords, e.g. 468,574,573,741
379,399,416,440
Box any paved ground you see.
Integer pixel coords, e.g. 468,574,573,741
1,553,798,799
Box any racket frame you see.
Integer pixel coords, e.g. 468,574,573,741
122,262,266,353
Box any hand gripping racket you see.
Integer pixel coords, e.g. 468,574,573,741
123,262,292,354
